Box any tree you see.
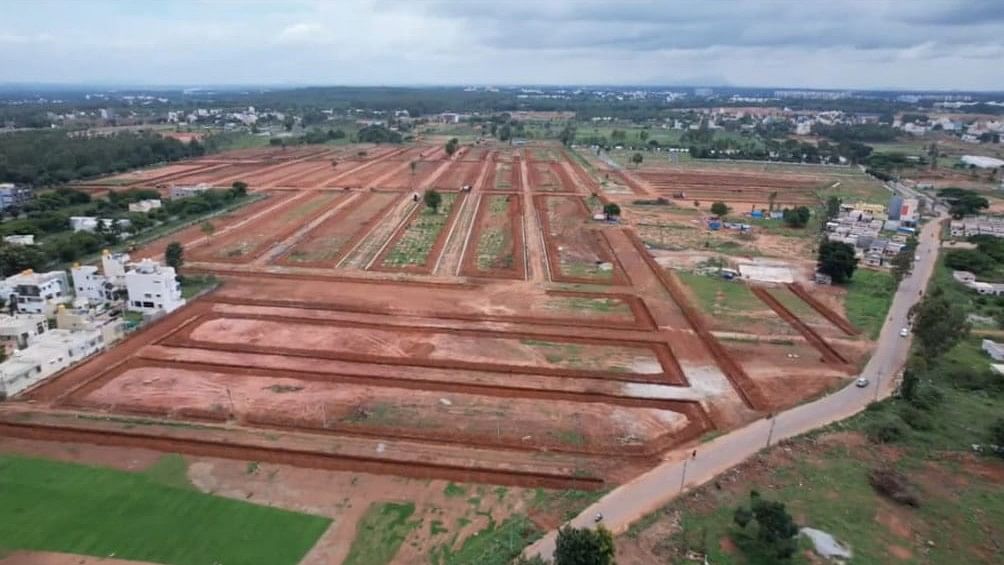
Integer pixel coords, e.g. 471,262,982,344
0,243,47,277
631,152,644,167
554,525,615,565
164,241,184,275
230,181,248,197
825,196,842,220
910,288,970,359
423,189,442,213
639,130,649,142
603,202,621,219
817,240,858,284
781,206,811,228
891,249,913,283
710,201,730,217
445,137,459,158
200,221,216,238
732,490,799,560
559,123,576,146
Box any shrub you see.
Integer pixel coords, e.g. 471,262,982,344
865,413,908,443
868,469,920,507
897,404,934,431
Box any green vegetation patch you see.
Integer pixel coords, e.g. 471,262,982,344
384,194,458,267
844,269,896,339
429,514,542,565
343,501,418,565
544,295,632,317
0,454,330,565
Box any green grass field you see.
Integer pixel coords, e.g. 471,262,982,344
844,269,896,339
0,454,330,565
384,194,458,267
343,502,419,565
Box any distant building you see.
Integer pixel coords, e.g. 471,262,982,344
70,217,131,233
0,183,32,211
2,235,34,246
0,270,71,316
961,155,1004,169
169,183,211,199
982,339,1004,362
125,259,185,315
128,199,162,213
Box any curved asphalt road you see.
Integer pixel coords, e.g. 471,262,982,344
525,212,946,560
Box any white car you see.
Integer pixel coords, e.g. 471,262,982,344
899,327,910,338
855,377,870,388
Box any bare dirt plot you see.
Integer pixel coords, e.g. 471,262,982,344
433,161,482,189
372,193,465,273
131,192,299,261
335,159,408,188
528,163,562,192
534,195,628,285
460,194,526,280
635,166,825,207
381,160,444,190
189,191,344,263
102,163,216,186
675,272,799,337
274,191,400,267
78,365,689,455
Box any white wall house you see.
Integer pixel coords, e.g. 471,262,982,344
0,314,48,350
0,270,71,316
125,259,185,315
0,328,104,398
128,199,162,213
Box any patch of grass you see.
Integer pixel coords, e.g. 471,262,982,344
180,274,218,299
343,502,418,565
428,514,542,565
385,194,459,267
140,454,193,491
444,482,467,498
0,454,330,565
844,269,896,339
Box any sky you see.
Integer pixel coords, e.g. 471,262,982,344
1,0,1003,91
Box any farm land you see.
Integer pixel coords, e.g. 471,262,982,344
1,140,892,563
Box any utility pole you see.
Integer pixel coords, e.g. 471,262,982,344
765,413,777,448
679,458,689,492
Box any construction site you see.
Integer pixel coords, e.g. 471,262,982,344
1,141,874,490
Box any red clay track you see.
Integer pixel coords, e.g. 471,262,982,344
786,283,859,336
624,231,769,410
750,286,850,366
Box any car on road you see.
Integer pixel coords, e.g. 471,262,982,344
855,377,870,388
900,327,910,337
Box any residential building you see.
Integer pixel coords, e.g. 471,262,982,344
125,259,185,315
0,328,104,398
169,183,211,199
55,305,126,347
0,183,33,211
70,217,131,233
0,314,47,350
2,235,34,246
0,270,71,316
953,270,1004,295
128,199,162,213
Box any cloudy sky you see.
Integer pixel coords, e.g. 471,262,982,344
2,0,1003,90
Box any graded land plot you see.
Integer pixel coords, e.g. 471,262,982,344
0,453,330,565
77,366,690,454
189,191,344,263
373,193,464,272
211,277,649,329
550,161,582,193
716,337,850,411
171,316,668,377
534,195,627,284
488,159,519,191
381,160,445,190
460,194,526,279
433,160,483,189
563,149,601,193
131,191,297,261
275,191,401,267
766,285,855,340
635,166,823,208
247,160,332,188
101,163,216,186
528,163,562,192
336,159,408,188
675,271,800,336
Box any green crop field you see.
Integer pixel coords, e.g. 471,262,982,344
384,194,458,267
0,454,330,565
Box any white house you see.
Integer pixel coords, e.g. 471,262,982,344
128,199,162,213
0,327,104,398
170,183,211,199
0,270,71,316
3,235,34,246
125,259,185,315
70,217,131,233
982,339,1004,362
0,314,48,350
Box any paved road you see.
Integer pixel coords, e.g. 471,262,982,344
525,213,946,560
